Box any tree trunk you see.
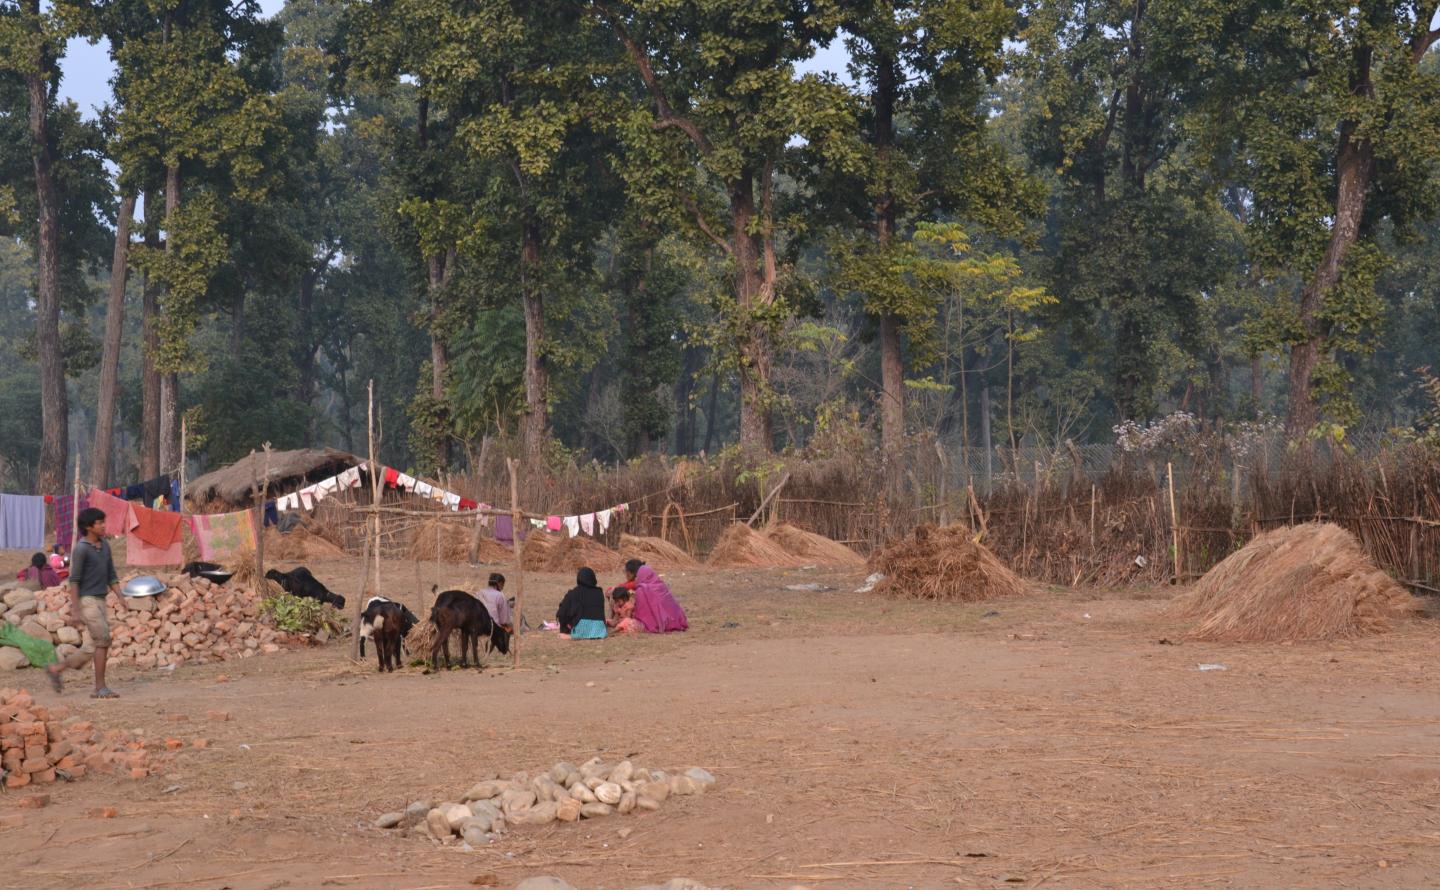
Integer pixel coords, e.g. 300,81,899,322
702,370,721,453
872,44,904,458
728,174,774,452
140,199,161,480
520,223,549,461
91,190,137,487
159,164,182,475
1284,124,1374,438
26,58,68,495
1250,354,1263,418
427,247,454,469
979,383,993,490
296,266,319,440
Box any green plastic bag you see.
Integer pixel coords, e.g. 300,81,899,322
0,622,58,667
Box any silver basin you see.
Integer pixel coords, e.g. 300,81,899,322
122,575,167,598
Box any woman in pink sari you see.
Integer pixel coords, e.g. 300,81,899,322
630,561,688,633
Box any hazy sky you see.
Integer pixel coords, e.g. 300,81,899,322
59,3,854,120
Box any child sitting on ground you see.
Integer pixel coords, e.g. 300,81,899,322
607,588,643,634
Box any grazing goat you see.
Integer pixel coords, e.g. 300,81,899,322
359,596,418,658
361,598,414,672
429,588,510,671
264,566,346,609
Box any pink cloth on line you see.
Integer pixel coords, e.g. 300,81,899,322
633,565,688,634
189,510,256,562
547,516,563,532
87,488,132,538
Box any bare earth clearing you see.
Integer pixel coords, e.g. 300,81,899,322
3,555,1439,889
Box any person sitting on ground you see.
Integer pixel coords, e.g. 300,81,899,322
49,544,67,570
606,588,643,634
16,552,61,591
46,507,123,698
556,567,607,640
472,572,512,630
631,560,689,633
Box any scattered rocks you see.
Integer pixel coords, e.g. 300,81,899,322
17,794,49,809
378,755,716,843
0,648,27,671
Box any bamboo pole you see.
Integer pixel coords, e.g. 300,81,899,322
507,457,524,668
1089,483,1097,548
258,444,270,577
250,450,262,582
746,471,791,528
71,463,80,558
179,415,187,510
1167,462,1182,582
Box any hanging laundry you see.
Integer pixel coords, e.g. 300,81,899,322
87,488,132,536
170,479,182,512
383,467,399,488
126,503,183,566
52,494,89,551
316,476,339,500
339,466,362,489
597,509,613,533
276,492,298,512
0,494,46,550
616,503,629,512
546,516,563,532
263,501,279,527
189,510,257,562
122,483,145,501
529,518,546,529
580,513,596,536
299,488,315,510
142,474,172,504
398,473,417,491
563,516,580,538
495,514,515,546
443,492,461,510
459,497,479,511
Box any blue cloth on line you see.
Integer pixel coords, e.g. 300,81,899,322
0,494,46,550
170,479,181,512
122,483,145,501
568,618,607,640
263,501,279,527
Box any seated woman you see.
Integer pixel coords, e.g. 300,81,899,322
15,553,61,591
606,588,644,634
556,567,607,640
630,560,689,633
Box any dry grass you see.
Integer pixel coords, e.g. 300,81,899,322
869,524,1031,602
764,523,865,568
264,526,347,561
409,519,474,562
618,533,699,569
1168,522,1422,642
706,523,813,568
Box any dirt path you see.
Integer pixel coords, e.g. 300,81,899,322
4,563,1440,889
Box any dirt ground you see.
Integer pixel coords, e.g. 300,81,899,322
4,553,1440,889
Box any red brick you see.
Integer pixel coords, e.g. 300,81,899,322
31,768,56,784
4,773,30,789
128,767,147,779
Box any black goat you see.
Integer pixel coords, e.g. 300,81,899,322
359,596,418,659
361,598,414,672
429,588,510,671
181,561,222,577
264,566,346,610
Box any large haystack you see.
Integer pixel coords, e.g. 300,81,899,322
264,525,347,561
706,523,812,568
410,519,514,564
1168,523,1420,642
869,524,1030,601
764,523,865,568
619,533,699,569
534,535,625,574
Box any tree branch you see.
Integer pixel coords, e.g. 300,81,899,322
683,198,732,255
590,1,712,155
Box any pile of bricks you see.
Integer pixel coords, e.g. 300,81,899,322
0,688,170,790
1,572,311,670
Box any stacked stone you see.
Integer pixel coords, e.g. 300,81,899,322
0,687,168,789
0,573,303,670
376,757,716,844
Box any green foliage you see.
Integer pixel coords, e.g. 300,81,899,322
261,591,345,635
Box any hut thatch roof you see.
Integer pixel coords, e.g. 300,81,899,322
185,448,362,508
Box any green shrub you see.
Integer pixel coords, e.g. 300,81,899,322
261,592,345,635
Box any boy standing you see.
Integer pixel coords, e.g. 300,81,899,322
45,507,122,698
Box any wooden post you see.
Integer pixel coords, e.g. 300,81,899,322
71,463,80,557
1089,484,1097,549
250,450,263,582
507,457,524,668
258,445,271,579
179,415,187,510
361,379,379,655
934,440,950,527
1167,462,1182,582
746,471,791,528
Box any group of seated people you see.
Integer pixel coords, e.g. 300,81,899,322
553,559,688,640
14,547,69,590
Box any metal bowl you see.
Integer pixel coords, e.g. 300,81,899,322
122,575,167,598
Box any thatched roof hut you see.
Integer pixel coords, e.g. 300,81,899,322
185,448,363,509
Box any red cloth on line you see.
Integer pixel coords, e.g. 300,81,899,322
459,497,478,510
384,467,399,487
126,504,183,566
131,502,183,549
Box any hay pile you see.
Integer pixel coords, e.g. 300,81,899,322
525,535,624,573
868,524,1030,601
265,525,346,560
410,519,473,562
706,523,812,568
619,534,698,569
1168,523,1420,642
764,523,865,568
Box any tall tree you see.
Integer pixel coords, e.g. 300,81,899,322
590,0,860,452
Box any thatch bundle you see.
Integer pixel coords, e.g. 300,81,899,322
185,448,361,508
410,519,474,562
619,533,699,569
1168,523,1420,642
706,523,812,568
868,524,1030,601
764,523,865,568
403,617,438,662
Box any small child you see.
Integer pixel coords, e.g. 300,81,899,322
607,589,643,634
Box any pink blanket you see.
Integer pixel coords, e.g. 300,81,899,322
633,566,688,633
